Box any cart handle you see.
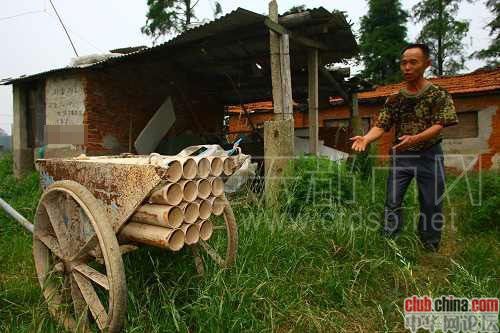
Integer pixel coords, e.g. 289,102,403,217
0,197,34,233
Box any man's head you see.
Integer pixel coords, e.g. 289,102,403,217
400,43,431,82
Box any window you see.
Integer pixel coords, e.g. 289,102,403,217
442,111,478,139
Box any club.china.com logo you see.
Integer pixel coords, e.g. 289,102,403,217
404,295,499,333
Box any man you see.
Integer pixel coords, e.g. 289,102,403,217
350,43,458,252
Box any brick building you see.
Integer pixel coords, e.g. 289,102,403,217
2,8,358,177
229,67,500,170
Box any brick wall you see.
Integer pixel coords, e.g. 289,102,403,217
83,59,224,155
228,93,500,169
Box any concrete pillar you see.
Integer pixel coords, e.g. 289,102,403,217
12,84,34,178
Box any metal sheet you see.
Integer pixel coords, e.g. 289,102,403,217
35,158,171,231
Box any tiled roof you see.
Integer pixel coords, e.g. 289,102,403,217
229,68,500,113
358,67,500,101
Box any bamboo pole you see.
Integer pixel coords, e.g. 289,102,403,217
131,204,183,228
195,157,210,178
149,183,183,206
120,222,185,251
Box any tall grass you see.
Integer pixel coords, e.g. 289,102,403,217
0,153,498,332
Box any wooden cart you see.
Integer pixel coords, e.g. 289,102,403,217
31,152,242,332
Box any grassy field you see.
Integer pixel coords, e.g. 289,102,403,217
0,153,498,332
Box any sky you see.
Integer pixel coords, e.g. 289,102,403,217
0,0,494,135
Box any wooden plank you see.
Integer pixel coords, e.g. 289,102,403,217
280,34,293,119
308,49,319,156
264,19,330,50
268,0,283,116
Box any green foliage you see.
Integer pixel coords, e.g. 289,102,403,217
283,5,307,15
459,172,500,233
280,156,355,217
348,145,376,180
141,0,222,43
472,0,500,67
359,0,409,84
412,0,473,76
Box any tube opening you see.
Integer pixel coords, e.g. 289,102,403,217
212,196,225,216
183,224,200,245
210,157,223,176
167,206,184,228
182,158,197,179
167,229,185,251
199,220,213,241
197,158,210,178
211,177,224,197
197,179,211,199
183,202,199,223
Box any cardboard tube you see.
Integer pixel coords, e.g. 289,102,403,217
120,222,185,251
178,179,197,202
165,160,182,182
196,219,213,241
194,199,212,220
195,157,211,178
181,157,197,179
222,156,236,176
196,179,211,199
207,196,225,216
181,223,200,245
209,177,224,197
149,183,183,206
179,201,199,224
207,156,223,176
131,204,183,228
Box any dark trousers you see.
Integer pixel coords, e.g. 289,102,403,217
383,143,445,248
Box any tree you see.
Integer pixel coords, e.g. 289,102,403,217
284,5,307,15
142,0,222,43
359,0,409,84
413,0,472,76
473,0,499,67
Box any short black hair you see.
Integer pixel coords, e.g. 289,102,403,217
401,43,430,59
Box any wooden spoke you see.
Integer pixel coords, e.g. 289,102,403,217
71,234,98,261
190,245,205,275
73,272,109,330
73,264,110,290
212,225,225,231
36,233,65,259
198,239,225,267
43,200,69,253
70,274,89,331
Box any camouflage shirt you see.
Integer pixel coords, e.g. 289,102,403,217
375,83,458,151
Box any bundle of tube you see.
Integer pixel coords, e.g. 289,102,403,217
120,154,236,251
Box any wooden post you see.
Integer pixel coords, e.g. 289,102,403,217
351,93,362,136
308,49,319,156
269,0,283,117
264,0,295,207
280,34,293,119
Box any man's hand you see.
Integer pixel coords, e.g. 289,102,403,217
393,135,418,151
350,136,369,152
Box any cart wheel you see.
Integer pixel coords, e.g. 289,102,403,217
192,195,238,275
33,180,127,333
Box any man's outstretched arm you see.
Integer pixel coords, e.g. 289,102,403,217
350,126,385,152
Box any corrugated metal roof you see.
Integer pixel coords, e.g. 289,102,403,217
1,7,357,85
